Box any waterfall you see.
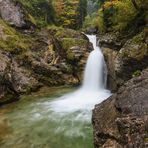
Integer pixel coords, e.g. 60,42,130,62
82,35,107,91
49,35,111,113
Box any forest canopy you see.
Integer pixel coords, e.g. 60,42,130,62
15,0,87,29
84,0,148,33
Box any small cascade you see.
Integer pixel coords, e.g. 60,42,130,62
82,35,107,91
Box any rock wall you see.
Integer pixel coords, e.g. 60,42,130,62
0,51,40,106
92,68,148,147
99,31,148,92
0,0,25,27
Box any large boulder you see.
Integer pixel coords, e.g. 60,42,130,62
0,0,26,28
98,33,124,50
92,68,148,147
0,0,35,29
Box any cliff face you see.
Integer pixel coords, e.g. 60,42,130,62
90,1,148,146
92,68,148,147
92,22,148,147
99,31,148,92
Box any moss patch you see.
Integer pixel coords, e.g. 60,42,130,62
61,38,86,50
132,32,145,44
0,19,33,52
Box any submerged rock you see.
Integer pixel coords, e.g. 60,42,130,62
92,68,148,147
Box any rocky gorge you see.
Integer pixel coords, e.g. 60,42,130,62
0,0,148,147
91,23,148,147
92,22,148,148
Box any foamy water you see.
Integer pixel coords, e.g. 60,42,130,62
49,35,111,114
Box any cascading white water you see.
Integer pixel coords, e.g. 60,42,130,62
49,35,111,113
82,35,106,91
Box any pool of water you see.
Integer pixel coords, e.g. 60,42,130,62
0,86,93,148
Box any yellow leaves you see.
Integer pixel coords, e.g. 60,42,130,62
101,0,138,31
27,14,37,26
53,0,64,15
63,20,71,26
103,2,113,9
53,0,79,28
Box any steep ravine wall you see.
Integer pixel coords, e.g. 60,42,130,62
92,30,148,147
92,68,148,147
98,31,148,92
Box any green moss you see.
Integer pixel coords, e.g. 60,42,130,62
132,32,145,44
0,19,34,52
60,37,86,61
144,138,148,142
132,70,141,77
47,25,63,31
65,65,73,74
66,50,75,61
61,38,86,50
27,14,37,26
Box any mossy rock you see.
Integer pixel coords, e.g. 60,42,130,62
121,37,147,61
0,19,33,52
132,70,141,77
132,32,145,44
61,38,87,51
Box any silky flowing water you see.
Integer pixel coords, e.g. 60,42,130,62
0,35,111,148
0,86,93,148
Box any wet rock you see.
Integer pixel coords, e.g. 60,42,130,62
11,61,39,93
92,68,148,148
102,47,118,92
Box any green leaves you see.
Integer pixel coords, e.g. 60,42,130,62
16,0,55,27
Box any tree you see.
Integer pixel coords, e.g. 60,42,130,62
16,0,55,26
77,0,87,28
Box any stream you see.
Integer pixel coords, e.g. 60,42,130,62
0,35,111,148
0,86,94,148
